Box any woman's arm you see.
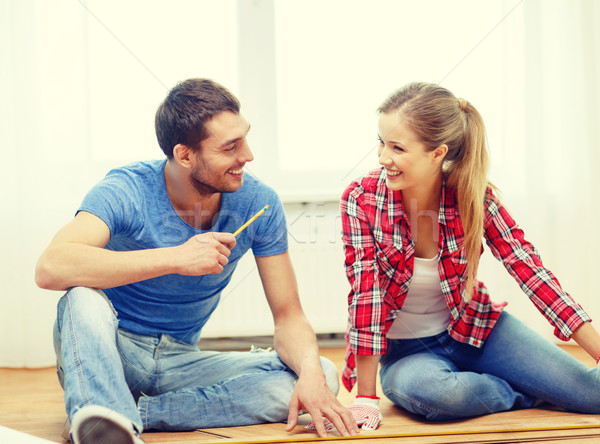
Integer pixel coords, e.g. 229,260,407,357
341,181,390,391
570,322,600,363
356,355,380,397
482,190,590,341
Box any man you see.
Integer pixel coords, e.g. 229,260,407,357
35,78,357,444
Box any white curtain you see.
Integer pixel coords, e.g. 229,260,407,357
1,0,90,367
0,0,239,367
1,0,598,367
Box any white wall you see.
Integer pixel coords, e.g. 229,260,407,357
1,0,599,367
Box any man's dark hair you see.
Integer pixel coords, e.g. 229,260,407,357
155,78,241,158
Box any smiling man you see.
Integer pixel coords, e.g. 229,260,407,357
35,78,357,444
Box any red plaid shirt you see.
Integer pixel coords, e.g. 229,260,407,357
341,168,590,391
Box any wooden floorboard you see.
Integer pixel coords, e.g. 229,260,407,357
1,345,599,443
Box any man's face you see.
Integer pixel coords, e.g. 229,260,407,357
190,111,254,195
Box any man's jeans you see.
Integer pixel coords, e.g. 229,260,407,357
54,287,340,431
380,312,600,420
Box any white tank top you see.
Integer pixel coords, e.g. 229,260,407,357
386,255,451,339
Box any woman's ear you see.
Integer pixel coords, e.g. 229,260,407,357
432,144,449,164
172,144,194,169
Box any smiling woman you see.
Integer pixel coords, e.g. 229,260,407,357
338,81,600,425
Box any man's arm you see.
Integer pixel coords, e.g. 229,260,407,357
255,253,358,438
35,211,235,291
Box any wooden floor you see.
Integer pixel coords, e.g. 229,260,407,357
2,345,600,443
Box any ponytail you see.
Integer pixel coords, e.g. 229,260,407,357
378,83,492,301
445,99,489,300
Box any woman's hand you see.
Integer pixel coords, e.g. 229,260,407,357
306,396,383,432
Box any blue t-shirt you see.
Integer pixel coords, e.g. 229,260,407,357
78,159,288,344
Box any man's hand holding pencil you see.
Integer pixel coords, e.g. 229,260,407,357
171,205,270,276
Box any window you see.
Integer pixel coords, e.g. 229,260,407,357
85,0,239,163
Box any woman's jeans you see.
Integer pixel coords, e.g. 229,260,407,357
53,287,340,431
380,311,600,421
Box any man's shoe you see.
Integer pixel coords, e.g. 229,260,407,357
69,405,144,444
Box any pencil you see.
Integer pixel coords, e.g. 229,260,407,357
233,205,270,237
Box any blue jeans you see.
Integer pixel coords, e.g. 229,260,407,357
54,287,340,431
380,312,600,421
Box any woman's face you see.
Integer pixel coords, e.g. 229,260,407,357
377,111,444,192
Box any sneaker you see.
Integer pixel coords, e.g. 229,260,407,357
69,405,144,444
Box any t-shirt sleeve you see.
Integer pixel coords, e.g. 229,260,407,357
77,169,144,240
250,186,288,257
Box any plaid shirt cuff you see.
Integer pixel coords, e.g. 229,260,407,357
348,327,387,356
552,304,591,341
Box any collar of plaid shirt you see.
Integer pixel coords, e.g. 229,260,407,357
374,168,463,253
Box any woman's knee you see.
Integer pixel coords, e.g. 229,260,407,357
381,362,468,420
556,368,600,414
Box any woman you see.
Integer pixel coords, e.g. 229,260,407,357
338,82,600,430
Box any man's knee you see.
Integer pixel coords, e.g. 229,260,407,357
57,287,117,331
319,356,340,396
59,287,115,316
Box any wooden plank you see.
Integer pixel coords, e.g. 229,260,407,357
150,428,600,444
198,405,600,440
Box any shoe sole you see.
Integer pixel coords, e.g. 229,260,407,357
75,417,134,444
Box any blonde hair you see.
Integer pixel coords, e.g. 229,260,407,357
378,82,490,300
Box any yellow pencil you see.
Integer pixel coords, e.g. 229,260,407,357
233,205,270,237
